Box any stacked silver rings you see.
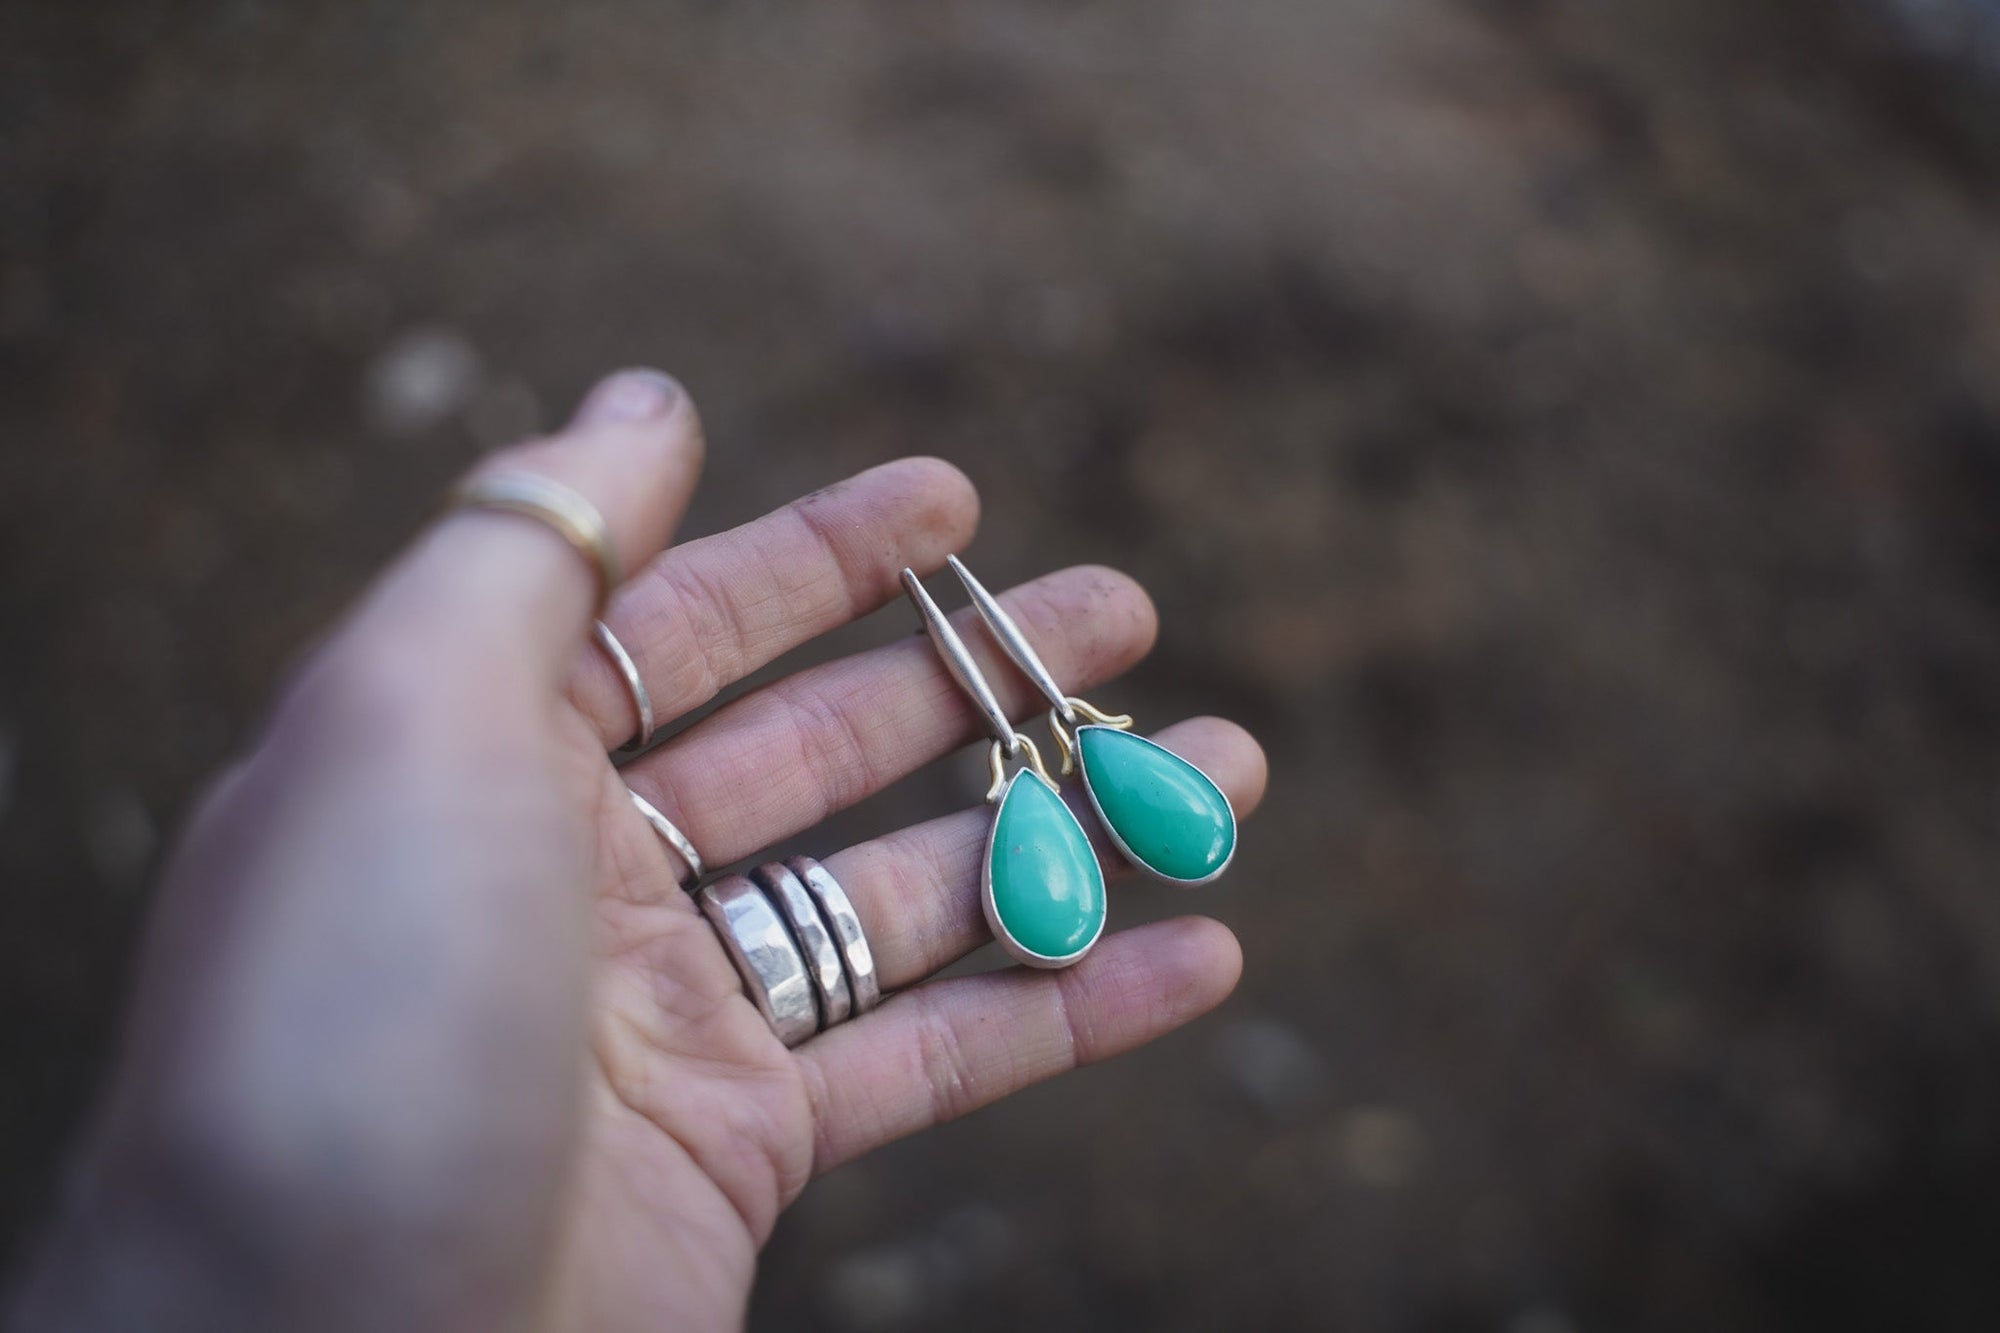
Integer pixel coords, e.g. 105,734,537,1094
458,482,881,1050
595,614,875,1045
698,857,880,1047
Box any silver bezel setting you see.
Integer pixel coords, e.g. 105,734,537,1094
981,768,1106,970
1075,724,1237,887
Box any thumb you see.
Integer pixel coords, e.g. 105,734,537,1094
363,368,705,691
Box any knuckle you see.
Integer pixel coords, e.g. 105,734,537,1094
640,561,736,706
913,1006,979,1127
785,492,875,618
1050,967,1097,1067
781,684,877,818
799,1056,844,1175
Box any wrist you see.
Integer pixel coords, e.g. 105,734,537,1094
8,1149,250,1333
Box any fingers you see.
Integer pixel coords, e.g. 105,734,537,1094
569,457,980,747
796,916,1243,1173
827,717,1267,988
362,369,705,688
620,565,1158,870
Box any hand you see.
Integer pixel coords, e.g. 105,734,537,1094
11,371,1267,1333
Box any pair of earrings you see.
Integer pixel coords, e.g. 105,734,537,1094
903,557,1237,969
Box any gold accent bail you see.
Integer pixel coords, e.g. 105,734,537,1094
986,734,1054,802
1047,697,1135,775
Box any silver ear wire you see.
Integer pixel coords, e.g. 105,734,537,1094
946,554,1074,724
901,567,1023,753
944,554,1133,776
901,566,1054,797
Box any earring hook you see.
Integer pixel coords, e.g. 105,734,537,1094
945,554,1132,774
901,567,1053,798
947,554,1074,724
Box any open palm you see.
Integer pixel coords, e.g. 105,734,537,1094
14,372,1264,1333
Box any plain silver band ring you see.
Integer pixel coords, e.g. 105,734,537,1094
593,620,655,753
787,855,881,1015
629,789,704,890
697,875,818,1047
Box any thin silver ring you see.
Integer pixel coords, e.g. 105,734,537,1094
628,788,704,891
753,862,852,1027
698,875,818,1047
787,856,880,1014
593,620,654,753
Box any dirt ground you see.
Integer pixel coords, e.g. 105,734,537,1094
7,2,2000,1329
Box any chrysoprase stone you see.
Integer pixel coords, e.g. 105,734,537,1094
1077,726,1236,883
986,771,1106,962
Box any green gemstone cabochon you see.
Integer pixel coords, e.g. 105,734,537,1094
986,771,1106,962
1077,726,1237,883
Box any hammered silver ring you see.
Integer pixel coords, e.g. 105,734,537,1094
698,855,880,1046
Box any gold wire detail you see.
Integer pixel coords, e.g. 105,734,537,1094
447,472,623,612
1047,696,1136,774
985,734,1055,802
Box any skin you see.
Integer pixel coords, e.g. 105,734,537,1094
9,370,1268,1332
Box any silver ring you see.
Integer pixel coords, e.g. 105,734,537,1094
698,858,881,1045
628,789,704,891
447,471,622,613
753,862,852,1027
697,876,818,1047
787,856,880,1015
593,620,654,754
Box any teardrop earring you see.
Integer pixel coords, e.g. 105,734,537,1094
946,555,1237,887
902,568,1106,969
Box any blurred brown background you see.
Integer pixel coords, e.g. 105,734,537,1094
7,1,2000,1329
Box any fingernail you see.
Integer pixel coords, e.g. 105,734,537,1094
574,368,682,426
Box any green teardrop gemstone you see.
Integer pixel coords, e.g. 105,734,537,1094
1076,726,1237,884
985,770,1106,965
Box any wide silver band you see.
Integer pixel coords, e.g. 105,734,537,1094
753,862,852,1027
628,789,704,891
697,876,818,1047
788,855,880,1014
700,856,880,1044
593,620,655,753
